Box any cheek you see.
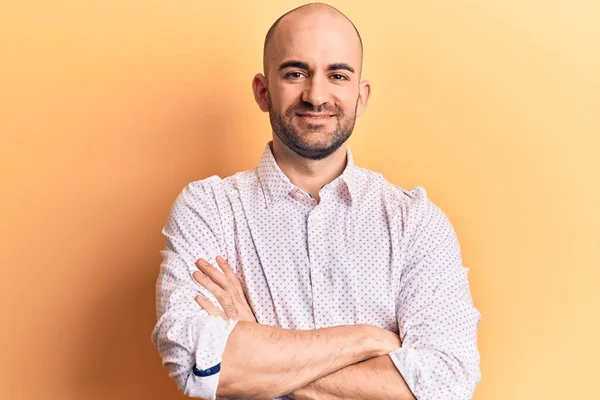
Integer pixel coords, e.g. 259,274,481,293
332,87,359,111
339,99,359,117
269,86,299,112
281,85,304,105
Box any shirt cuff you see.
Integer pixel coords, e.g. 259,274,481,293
389,346,480,400
184,318,238,399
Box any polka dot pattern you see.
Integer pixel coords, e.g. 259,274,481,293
151,141,481,399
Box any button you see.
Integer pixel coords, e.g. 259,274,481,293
292,192,304,200
314,271,324,283
309,216,321,224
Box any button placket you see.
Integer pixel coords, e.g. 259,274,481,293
307,206,328,326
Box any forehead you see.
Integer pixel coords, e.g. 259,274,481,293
269,15,361,70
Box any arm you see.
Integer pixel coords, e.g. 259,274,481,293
217,321,400,399
387,187,481,399
292,187,481,400
290,355,415,400
151,180,240,399
193,256,402,399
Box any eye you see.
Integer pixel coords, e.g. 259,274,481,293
285,72,307,80
331,74,348,81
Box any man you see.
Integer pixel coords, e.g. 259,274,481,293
151,3,481,399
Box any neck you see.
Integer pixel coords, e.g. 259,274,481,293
271,136,348,202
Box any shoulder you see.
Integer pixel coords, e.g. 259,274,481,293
172,175,222,214
163,176,224,240
170,169,257,219
356,167,431,210
174,168,254,206
371,174,456,243
354,167,428,205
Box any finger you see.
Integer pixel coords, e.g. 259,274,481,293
193,271,228,300
195,294,228,320
202,261,244,320
215,256,234,276
193,271,237,313
215,256,244,291
196,259,229,289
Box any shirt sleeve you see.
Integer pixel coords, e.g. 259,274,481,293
388,187,481,400
151,178,238,399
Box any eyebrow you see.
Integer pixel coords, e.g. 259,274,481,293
278,60,309,71
328,63,355,73
278,60,355,74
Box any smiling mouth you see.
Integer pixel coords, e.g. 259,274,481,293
296,114,335,120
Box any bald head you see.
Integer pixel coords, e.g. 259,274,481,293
262,3,363,78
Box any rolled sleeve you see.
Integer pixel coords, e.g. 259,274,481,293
390,188,481,399
150,178,238,398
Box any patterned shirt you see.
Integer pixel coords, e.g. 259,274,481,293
151,141,481,400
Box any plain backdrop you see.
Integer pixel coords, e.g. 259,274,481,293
1,1,599,399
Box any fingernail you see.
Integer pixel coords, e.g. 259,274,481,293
216,256,226,263
198,259,209,266
193,271,205,280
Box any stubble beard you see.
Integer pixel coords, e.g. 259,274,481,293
267,95,359,161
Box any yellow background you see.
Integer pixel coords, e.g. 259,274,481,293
1,1,598,399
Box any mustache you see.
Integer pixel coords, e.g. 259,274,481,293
288,101,340,115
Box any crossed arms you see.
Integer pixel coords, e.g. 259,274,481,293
192,256,416,400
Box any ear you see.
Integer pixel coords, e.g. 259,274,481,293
355,80,371,117
252,73,269,112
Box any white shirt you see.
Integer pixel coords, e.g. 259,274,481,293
151,141,481,399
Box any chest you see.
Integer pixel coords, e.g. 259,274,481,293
221,186,402,332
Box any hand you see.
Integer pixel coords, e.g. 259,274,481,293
382,328,402,351
192,256,257,322
364,325,403,357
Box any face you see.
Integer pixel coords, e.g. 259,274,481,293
266,82,358,160
254,12,370,160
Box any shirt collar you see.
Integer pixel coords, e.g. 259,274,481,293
256,141,361,208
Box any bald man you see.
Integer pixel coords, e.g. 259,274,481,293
152,3,481,400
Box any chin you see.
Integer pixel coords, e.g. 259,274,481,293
292,121,330,134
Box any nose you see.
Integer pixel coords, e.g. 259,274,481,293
301,75,330,107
